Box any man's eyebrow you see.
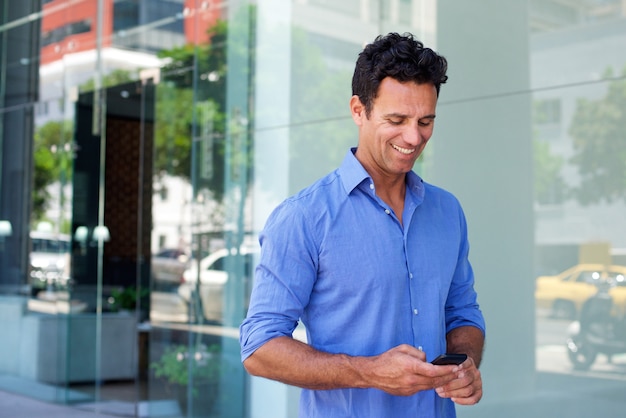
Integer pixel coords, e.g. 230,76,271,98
383,112,408,119
383,112,437,119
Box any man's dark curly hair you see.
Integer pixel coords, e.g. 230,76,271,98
352,32,448,117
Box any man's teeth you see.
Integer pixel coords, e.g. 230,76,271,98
392,144,414,155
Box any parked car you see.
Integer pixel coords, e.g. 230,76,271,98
151,248,189,290
535,263,626,319
178,245,257,323
29,231,71,290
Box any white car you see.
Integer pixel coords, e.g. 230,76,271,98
29,231,71,290
151,248,189,290
178,245,257,323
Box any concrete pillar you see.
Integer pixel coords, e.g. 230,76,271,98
434,0,535,408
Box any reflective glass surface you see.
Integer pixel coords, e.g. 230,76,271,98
0,0,624,417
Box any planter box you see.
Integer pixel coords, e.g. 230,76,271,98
0,297,137,384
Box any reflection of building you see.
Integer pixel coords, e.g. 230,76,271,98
530,3,626,270
37,0,223,250
37,0,221,125
530,0,626,32
40,0,110,66
152,175,192,252
41,0,220,65
183,0,222,44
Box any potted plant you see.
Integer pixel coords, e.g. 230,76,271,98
108,286,148,312
150,343,221,414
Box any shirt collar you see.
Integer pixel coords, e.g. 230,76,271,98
338,148,369,194
338,148,425,203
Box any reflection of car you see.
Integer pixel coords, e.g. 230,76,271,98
151,248,189,290
29,232,71,290
535,264,626,319
178,246,257,323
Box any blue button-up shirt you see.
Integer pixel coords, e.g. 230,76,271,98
240,148,485,418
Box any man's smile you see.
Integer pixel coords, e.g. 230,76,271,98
392,144,415,155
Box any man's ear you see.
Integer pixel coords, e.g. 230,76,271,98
350,95,365,125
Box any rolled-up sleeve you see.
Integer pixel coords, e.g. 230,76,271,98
239,199,318,362
445,206,486,336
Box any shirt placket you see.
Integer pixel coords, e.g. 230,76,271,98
403,191,421,349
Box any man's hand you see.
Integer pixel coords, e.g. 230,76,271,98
364,344,463,397
244,338,472,398
434,356,483,405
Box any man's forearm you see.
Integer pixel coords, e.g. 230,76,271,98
243,336,368,390
244,337,469,396
446,326,485,367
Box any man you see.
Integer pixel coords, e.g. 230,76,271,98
239,32,485,417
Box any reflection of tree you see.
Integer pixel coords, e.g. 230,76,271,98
32,70,135,230
155,15,357,201
32,121,74,228
155,20,229,202
534,139,565,205
532,99,567,205
154,85,195,180
288,29,355,194
569,68,626,205
79,69,134,93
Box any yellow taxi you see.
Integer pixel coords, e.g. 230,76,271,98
535,264,626,319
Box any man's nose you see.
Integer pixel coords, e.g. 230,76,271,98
404,125,424,146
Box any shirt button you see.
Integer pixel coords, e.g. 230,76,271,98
413,308,418,315
409,273,413,279
369,183,374,190
384,209,390,215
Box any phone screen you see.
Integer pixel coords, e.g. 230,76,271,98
431,353,467,365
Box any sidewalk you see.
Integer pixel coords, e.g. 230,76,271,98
0,389,122,418
0,389,184,418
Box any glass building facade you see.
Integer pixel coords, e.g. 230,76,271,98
1,0,625,417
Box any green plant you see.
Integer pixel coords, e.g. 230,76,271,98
150,343,221,395
109,286,148,311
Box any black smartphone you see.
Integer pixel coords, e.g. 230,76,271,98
431,353,467,365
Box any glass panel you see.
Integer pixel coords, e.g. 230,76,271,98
149,1,251,417
531,2,626,413
0,0,73,404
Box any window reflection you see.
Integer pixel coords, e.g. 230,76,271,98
1,0,626,416
531,0,626,404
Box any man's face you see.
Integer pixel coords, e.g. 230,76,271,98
351,77,438,179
